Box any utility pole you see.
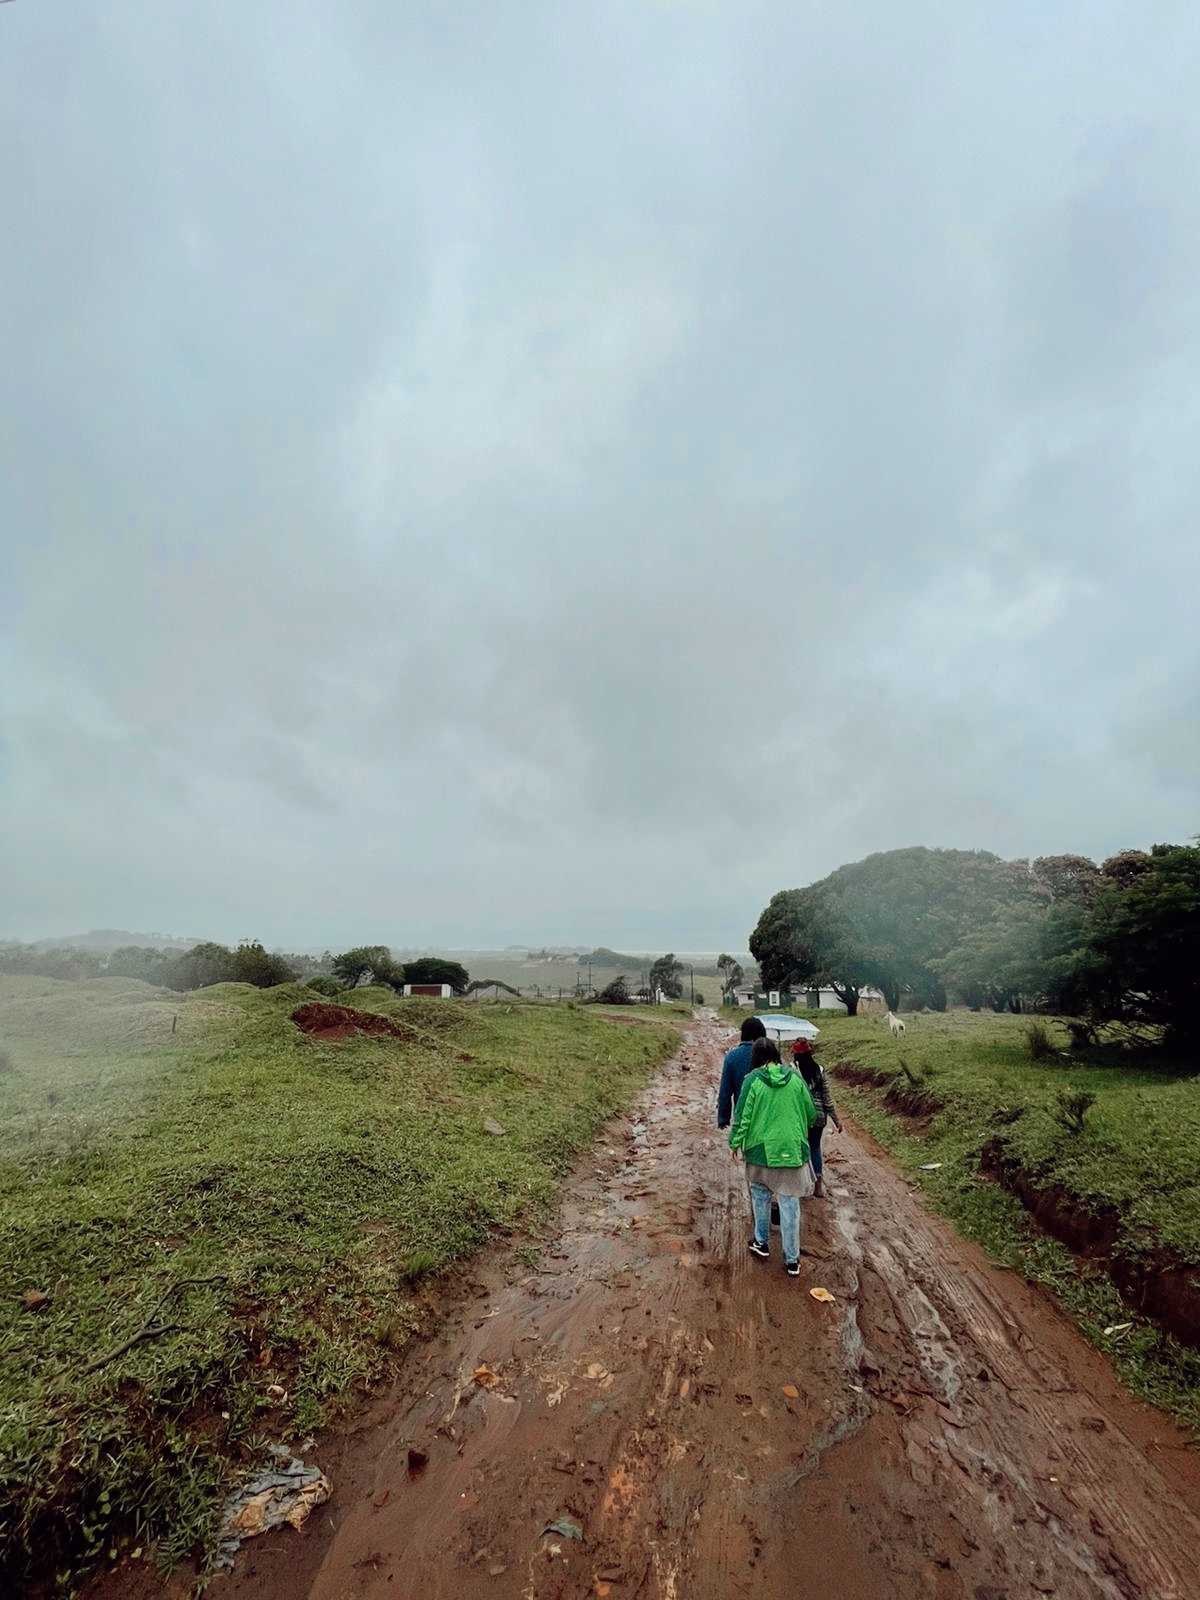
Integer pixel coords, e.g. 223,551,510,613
689,965,694,1004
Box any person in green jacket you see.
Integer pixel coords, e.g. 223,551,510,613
729,1038,819,1276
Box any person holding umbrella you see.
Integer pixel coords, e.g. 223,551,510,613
729,1038,819,1276
791,1038,842,1199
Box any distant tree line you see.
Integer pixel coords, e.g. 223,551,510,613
578,948,722,979
0,940,471,996
749,842,1200,1046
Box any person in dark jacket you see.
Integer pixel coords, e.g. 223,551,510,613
717,1016,767,1129
791,1038,842,1199
730,1038,819,1275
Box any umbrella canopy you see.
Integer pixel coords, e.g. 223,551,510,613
755,1014,820,1042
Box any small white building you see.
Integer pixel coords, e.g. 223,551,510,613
403,982,452,998
803,986,887,1012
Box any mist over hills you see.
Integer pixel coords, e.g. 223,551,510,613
19,929,208,954
8,933,750,966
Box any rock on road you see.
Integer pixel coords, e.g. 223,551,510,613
206,1015,1200,1600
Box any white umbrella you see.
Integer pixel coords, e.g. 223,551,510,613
755,1013,820,1042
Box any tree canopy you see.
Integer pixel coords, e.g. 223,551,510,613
717,953,744,997
1042,843,1200,1044
159,940,297,990
750,840,1199,1039
403,956,470,994
648,953,685,1000
751,848,1036,1012
330,946,404,990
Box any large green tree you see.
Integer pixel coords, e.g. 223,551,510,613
331,945,403,989
229,940,297,988
751,847,1044,1013
648,953,685,1000
1044,843,1200,1044
716,953,744,998
750,884,878,1013
403,956,470,994
161,942,238,990
105,946,174,983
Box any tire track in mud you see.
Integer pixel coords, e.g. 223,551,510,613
206,1017,1200,1600
826,1139,1200,1599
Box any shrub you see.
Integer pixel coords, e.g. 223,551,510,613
1050,1088,1096,1136
1025,1021,1058,1062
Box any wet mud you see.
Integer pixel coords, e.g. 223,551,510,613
113,1018,1200,1599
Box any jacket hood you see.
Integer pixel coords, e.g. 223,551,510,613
760,1063,792,1088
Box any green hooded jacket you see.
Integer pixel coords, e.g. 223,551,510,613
728,1062,818,1168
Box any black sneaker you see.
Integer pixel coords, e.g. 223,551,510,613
748,1239,770,1261
786,1259,802,1277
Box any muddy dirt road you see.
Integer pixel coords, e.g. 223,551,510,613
215,1016,1200,1600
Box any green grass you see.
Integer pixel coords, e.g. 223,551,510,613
810,1008,1200,1433
0,977,681,1592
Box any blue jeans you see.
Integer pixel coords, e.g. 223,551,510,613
809,1119,826,1178
749,1181,802,1263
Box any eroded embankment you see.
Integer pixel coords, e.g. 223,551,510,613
980,1142,1200,1349
830,1059,1200,1354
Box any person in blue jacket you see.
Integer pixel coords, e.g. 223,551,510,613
717,1016,767,1129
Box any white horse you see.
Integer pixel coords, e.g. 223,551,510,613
886,1011,905,1038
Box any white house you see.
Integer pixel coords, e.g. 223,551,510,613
803,986,887,1013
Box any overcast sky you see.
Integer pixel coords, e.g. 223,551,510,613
2,1,1198,953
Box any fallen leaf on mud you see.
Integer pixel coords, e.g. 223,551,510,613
541,1514,583,1541
546,1380,568,1406
472,1365,499,1388
702,1336,714,1352
809,1287,836,1303
781,1384,800,1399
584,1362,610,1381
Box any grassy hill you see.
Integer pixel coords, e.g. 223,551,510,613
0,976,683,1592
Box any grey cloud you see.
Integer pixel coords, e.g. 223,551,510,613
2,0,1197,949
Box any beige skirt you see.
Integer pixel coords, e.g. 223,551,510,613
745,1160,815,1198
